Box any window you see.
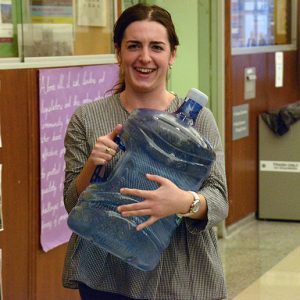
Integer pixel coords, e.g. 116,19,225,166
231,0,297,55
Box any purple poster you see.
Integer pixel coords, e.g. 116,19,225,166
39,64,119,252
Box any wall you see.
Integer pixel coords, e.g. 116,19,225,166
224,2,300,225
147,0,225,135
147,0,201,98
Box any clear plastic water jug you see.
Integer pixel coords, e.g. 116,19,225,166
67,88,215,271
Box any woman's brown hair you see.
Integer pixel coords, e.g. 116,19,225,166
112,3,179,94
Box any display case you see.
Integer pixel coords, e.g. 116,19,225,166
21,0,117,58
0,0,138,64
231,0,298,55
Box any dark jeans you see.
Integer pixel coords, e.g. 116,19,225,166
78,282,137,300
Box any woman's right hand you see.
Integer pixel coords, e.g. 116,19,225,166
75,124,123,195
88,124,123,166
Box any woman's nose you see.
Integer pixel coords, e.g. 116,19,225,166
139,47,151,63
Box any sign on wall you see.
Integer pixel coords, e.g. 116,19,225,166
232,103,249,141
39,64,119,251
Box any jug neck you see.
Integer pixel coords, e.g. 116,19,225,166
175,98,203,126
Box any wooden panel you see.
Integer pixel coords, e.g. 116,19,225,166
225,1,300,225
0,69,31,299
36,245,80,300
27,69,39,299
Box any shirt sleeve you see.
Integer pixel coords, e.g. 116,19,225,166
185,107,228,233
63,106,90,213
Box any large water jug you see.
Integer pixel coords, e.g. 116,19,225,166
67,88,216,271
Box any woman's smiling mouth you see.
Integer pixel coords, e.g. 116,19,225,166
135,67,156,74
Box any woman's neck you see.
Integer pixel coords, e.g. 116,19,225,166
119,89,175,113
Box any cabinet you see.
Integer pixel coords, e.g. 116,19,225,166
258,115,300,221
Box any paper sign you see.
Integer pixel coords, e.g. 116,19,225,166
275,51,284,88
232,104,249,140
77,0,106,27
260,160,300,173
39,64,119,251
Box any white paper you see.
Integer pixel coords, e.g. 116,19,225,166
77,0,107,27
18,24,74,57
260,160,300,173
275,51,284,88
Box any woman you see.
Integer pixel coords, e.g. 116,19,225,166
63,3,228,300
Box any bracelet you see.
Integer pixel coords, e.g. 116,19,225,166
177,191,201,218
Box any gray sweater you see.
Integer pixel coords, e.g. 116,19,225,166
62,94,228,300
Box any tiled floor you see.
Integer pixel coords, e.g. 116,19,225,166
218,218,300,300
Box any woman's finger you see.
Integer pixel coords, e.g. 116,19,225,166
103,145,116,156
118,199,150,212
120,187,152,199
145,173,170,185
136,216,158,231
120,208,152,217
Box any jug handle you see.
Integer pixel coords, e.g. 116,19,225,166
90,135,125,183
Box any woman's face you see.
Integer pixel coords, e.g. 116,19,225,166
117,20,176,94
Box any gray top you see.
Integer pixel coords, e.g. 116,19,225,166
62,94,228,300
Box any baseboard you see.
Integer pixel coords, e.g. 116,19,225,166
225,213,256,237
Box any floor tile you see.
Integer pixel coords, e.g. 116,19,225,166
232,246,300,300
218,219,300,299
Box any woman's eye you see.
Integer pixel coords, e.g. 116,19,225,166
128,44,139,50
152,44,164,52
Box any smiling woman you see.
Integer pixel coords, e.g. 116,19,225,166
116,20,177,109
63,3,228,300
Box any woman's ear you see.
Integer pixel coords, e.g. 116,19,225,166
169,47,177,66
115,44,122,65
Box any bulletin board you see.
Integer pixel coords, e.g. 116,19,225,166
39,64,119,251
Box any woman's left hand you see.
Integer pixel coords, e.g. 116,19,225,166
117,174,193,231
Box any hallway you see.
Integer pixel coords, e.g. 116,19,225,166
219,218,300,299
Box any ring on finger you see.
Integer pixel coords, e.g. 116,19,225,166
105,147,113,154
